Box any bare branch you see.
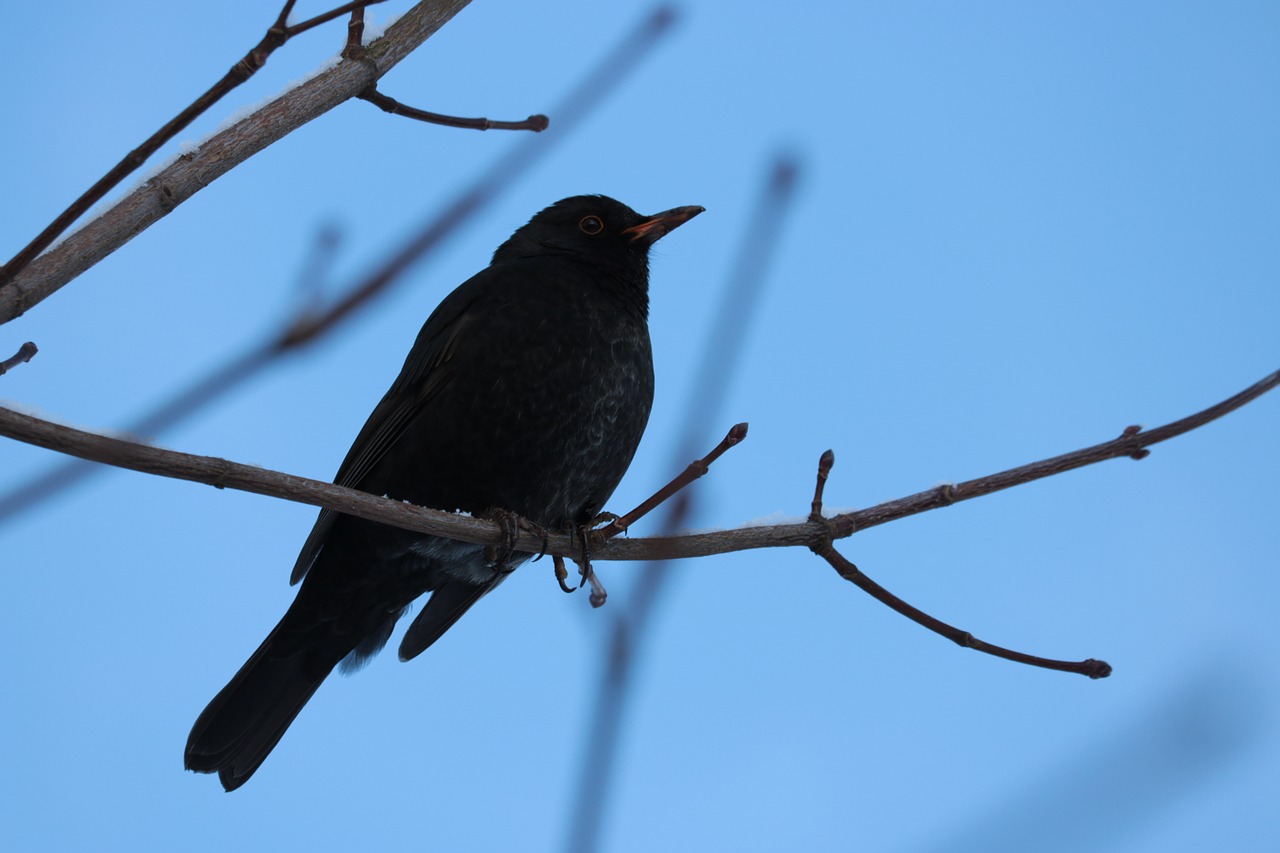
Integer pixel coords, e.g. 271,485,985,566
0,0,470,324
0,402,514,551
597,367,1280,562
360,88,550,132
808,451,1111,679
0,370,1274,564
0,342,38,377
824,366,1280,541
0,1,393,295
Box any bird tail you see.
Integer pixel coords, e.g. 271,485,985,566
184,618,343,792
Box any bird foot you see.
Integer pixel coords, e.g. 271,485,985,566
573,522,608,608
482,508,539,571
551,520,609,607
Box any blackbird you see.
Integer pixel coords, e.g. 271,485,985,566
185,195,702,791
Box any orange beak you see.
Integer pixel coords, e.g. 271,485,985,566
622,205,705,245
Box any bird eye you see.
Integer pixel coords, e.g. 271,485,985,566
579,215,604,235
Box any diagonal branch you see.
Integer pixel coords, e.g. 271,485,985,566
0,0,471,324
0,1,393,294
596,367,1280,562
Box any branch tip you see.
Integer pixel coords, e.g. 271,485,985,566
810,449,836,521
0,341,39,377
1084,659,1113,679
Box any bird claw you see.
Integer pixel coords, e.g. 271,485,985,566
550,520,608,606
483,508,526,570
554,554,578,593
589,510,620,529
573,522,608,608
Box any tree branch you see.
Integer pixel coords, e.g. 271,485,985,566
359,87,550,132
0,0,471,324
1,370,1274,563
808,449,1111,679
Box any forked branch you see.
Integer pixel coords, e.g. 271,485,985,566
808,449,1112,679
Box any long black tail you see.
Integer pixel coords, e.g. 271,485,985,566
185,618,344,792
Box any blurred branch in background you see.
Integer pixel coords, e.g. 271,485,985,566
910,660,1268,853
564,154,804,853
0,4,678,526
0,0,458,319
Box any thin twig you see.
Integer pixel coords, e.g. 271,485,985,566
0,1,391,292
592,421,748,543
824,366,1280,541
0,342,38,377
360,88,549,132
808,451,1111,679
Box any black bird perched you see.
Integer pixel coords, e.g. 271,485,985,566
185,195,703,791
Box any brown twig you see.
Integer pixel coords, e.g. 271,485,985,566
592,422,748,544
0,1,390,294
360,88,550,132
808,450,1111,679
345,7,367,59
0,0,472,325
0,370,1274,563
0,342,38,377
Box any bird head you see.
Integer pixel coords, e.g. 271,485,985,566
492,195,704,271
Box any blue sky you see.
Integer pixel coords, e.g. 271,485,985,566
2,2,1278,851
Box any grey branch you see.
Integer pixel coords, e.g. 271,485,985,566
0,0,471,325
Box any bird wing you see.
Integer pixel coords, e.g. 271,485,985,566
290,277,487,585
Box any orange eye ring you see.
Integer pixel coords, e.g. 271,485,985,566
579,215,604,235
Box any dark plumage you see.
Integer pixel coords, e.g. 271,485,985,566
184,195,703,791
